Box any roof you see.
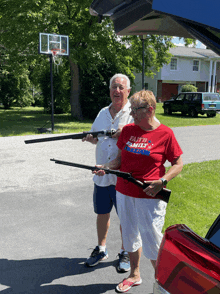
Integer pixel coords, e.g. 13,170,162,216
169,46,220,59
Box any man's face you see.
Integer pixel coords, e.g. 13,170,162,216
110,77,130,108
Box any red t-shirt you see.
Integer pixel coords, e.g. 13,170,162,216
116,123,183,199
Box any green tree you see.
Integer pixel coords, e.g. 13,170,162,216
179,38,197,47
40,59,71,114
0,0,174,119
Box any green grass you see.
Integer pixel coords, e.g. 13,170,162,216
164,160,220,237
0,104,219,137
0,106,93,137
0,105,219,237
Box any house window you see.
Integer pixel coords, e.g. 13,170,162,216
193,60,199,71
170,58,177,70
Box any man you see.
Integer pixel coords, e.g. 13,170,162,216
82,73,132,272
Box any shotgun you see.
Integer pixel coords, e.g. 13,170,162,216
25,129,117,144
50,159,171,203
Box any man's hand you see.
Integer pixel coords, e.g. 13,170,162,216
82,133,98,144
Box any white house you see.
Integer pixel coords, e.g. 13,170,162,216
134,47,220,101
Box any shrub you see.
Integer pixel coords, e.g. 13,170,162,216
181,84,198,92
0,74,19,109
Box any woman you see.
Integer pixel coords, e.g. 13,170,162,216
95,90,183,293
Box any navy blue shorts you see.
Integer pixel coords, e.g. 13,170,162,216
93,184,117,214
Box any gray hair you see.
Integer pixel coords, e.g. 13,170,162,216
109,74,131,89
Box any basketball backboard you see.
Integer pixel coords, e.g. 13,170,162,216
39,33,69,56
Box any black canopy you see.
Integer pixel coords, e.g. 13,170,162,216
90,0,220,55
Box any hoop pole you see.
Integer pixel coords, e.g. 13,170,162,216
50,54,54,131
141,36,145,89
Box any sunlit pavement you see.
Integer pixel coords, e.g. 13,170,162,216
1,125,220,293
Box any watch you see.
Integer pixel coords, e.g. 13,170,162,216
160,178,168,186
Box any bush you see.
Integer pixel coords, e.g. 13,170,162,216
15,74,34,108
181,84,198,92
0,74,19,109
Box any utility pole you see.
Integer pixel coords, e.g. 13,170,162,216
140,35,145,89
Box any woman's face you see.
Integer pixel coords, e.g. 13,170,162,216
130,101,150,126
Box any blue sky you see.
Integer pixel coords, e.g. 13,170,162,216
172,37,206,49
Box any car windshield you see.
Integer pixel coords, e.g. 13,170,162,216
203,94,220,101
206,215,220,249
209,232,220,248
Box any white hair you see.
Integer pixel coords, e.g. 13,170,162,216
109,74,131,89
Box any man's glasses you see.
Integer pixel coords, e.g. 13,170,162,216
129,106,148,114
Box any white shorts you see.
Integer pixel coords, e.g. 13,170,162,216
116,191,167,260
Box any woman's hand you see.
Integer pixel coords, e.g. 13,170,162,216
93,150,122,177
143,180,164,198
111,128,122,140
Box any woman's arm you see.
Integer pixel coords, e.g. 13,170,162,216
144,156,183,198
162,156,183,183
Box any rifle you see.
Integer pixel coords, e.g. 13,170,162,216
50,159,171,203
25,129,116,144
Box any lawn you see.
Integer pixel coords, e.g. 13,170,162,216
0,105,219,237
0,106,93,137
0,104,220,137
164,160,220,237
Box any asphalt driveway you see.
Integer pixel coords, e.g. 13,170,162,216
1,125,220,294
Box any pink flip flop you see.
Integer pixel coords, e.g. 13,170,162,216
116,278,142,293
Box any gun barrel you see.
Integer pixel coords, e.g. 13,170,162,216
50,159,131,176
25,129,116,144
25,133,90,144
50,159,171,203
50,159,97,171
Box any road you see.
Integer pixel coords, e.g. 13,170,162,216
0,125,220,294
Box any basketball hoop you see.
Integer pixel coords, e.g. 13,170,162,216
39,32,69,131
51,48,65,65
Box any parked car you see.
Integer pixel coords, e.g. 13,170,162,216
163,92,220,117
154,214,220,294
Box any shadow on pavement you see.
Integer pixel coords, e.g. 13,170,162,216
0,257,117,293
